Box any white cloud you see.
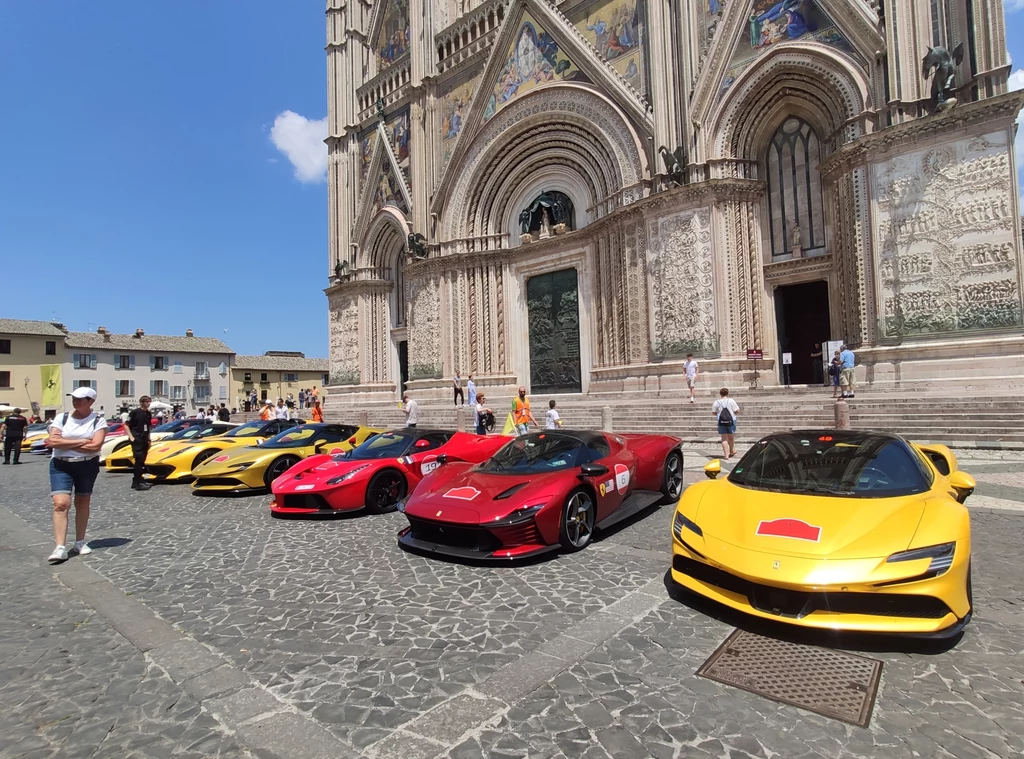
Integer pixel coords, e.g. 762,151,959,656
270,111,328,183
1008,0,1024,11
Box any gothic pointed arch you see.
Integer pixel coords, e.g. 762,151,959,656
441,84,646,241
431,0,652,211
353,122,413,253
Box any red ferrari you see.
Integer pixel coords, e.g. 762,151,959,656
270,428,510,516
397,430,684,560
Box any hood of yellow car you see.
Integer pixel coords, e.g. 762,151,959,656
194,443,309,474
151,436,254,460
694,480,926,560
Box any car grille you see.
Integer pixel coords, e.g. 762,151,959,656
145,465,176,478
279,494,333,511
406,516,503,553
109,458,132,468
194,477,245,488
673,556,951,620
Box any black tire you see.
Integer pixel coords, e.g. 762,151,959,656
264,455,301,489
558,487,596,552
113,440,131,454
364,469,407,514
192,449,218,470
660,450,684,504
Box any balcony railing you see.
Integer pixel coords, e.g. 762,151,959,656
194,372,210,381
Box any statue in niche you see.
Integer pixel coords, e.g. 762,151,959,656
922,43,965,109
790,221,801,251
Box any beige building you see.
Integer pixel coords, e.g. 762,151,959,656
0,319,68,418
62,328,234,415
324,0,1024,402
231,352,330,409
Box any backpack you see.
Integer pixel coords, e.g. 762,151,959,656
717,402,734,426
60,412,101,432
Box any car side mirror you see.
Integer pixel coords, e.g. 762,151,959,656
579,463,609,478
704,460,721,480
948,470,976,504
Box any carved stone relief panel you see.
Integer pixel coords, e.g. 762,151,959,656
871,132,1022,338
407,274,443,379
328,292,361,385
624,219,650,363
647,208,719,357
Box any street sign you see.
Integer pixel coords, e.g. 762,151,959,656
782,353,792,365
746,349,763,361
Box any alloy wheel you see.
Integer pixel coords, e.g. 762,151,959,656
564,491,594,548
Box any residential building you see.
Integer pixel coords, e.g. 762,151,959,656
62,327,234,414
326,0,1024,401
0,318,68,418
231,352,329,409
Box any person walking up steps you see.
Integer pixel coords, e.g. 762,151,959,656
712,388,739,460
511,386,536,435
453,371,465,406
839,344,856,399
403,394,419,428
545,399,562,429
46,387,108,563
683,353,699,403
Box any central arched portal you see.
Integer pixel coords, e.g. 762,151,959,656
364,213,409,397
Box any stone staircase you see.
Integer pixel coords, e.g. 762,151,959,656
322,387,1024,448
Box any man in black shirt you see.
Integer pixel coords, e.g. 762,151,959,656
1,408,29,465
217,403,230,422
126,396,153,490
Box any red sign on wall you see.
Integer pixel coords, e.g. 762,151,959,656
746,349,763,361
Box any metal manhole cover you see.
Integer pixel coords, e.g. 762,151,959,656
697,629,882,727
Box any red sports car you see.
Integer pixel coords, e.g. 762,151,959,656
397,430,684,560
270,428,511,516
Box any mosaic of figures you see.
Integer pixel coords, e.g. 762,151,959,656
573,0,645,92
872,132,1022,337
718,1,856,99
483,14,588,122
375,163,408,213
377,0,411,69
360,129,378,183
386,110,411,179
439,76,478,168
697,0,726,62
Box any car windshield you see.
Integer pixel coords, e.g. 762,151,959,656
221,423,265,438
338,431,414,460
728,432,932,497
171,425,219,441
262,426,321,449
152,421,182,433
479,433,583,474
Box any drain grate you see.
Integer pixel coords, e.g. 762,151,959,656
697,629,883,727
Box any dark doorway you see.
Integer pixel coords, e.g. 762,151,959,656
398,340,409,397
775,281,831,385
527,268,582,393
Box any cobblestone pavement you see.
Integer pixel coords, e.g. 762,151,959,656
0,448,1022,759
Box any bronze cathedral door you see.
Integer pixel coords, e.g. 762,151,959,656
527,268,582,394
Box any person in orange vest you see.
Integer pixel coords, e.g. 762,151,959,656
310,399,324,423
259,400,273,421
512,386,536,436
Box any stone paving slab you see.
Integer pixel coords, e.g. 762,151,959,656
1,449,1023,758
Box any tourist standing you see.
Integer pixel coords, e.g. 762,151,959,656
512,386,536,435
46,387,108,563
126,395,153,491
453,371,464,406
810,343,824,385
683,353,699,403
829,351,841,398
298,389,306,409
217,403,230,422
274,398,291,420
466,374,477,407
839,345,856,399
403,394,419,428
1,407,29,465
310,399,324,422
474,394,491,435
260,400,274,420
545,400,562,429
712,388,739,460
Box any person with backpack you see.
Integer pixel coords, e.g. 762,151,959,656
712,387,739,460
46,387,108,563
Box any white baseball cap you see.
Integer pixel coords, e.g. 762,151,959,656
68,387,97,400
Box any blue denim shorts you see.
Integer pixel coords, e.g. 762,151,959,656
49,457,101,496
717,422,737,435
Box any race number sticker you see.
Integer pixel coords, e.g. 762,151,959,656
420,455,439,476
614,464,630,493
295,484,315,491
443,486,480,500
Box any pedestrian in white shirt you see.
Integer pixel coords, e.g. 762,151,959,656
683,353,699,403
274,398,291,420
46,387,108,563
545,399,562,429
711,387,739,460
403,394,419,428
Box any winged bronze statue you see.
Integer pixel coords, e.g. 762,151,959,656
658,145,688,186
407,233,428,259
922,43,965,107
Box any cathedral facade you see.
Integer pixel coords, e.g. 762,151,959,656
325,0,1024,401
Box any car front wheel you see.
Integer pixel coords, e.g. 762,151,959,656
559,488,596,552
365,469,407,514
265,456,301,488
661,450,684,503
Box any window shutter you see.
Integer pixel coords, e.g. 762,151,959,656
89,354,97,369
149,356,155,370
164,357,169,371
74,355,81,369
115,380,120,396
129,380,135,397
130,355,136,370
174,360,182,374
90,380,97,391
149,380,155,395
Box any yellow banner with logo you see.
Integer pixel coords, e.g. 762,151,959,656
40,365,62,407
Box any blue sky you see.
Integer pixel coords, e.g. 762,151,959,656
1,4,1023,359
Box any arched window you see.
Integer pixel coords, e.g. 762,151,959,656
522,191,576,237
765,117,825,258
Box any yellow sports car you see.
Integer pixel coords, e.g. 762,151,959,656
105,422,239,472
20,424,51,451
671,430,976,638
142,418,306,482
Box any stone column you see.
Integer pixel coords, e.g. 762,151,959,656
645,0,678,166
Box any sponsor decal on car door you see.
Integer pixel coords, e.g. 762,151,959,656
614,464,630,493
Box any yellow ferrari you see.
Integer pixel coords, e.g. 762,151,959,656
671,430,976,638
142,418,306,482
105,422,239,472
190,423,380,493
20,424,51,451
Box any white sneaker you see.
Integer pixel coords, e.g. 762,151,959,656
74,540,92,555
48,546,68,563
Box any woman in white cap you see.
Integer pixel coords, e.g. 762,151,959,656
46,387,108,563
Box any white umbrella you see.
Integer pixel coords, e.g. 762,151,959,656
149,400,173,410
0,405,14,414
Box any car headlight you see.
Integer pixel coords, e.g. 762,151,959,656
492,503,545,526
227,462,253,472
673,511,703,540
163,447,194,460
886,542,955,575
326,464,370,485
